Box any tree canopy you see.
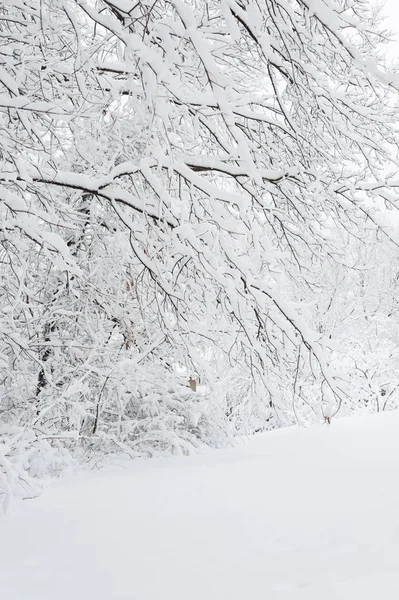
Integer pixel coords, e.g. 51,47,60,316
1,0,399,509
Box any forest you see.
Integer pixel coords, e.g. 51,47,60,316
1,0,399,509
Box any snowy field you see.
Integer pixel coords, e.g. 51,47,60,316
2,412,399,599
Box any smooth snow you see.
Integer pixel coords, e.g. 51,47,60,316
2,412,399,599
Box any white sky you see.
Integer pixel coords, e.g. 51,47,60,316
378,0,399,58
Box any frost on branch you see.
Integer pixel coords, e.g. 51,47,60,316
1,0,399,507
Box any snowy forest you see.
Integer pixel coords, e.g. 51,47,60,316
2,0,399,509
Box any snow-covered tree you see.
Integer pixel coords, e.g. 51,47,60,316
2,0,399,508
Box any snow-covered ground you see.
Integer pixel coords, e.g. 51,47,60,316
2,412,399,599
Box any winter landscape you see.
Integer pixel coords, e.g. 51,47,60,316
2,0,399,596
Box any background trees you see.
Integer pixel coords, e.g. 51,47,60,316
1,0,399,508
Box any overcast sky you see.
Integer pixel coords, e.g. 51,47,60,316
378,0,399,58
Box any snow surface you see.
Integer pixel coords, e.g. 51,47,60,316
2,412,399,599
